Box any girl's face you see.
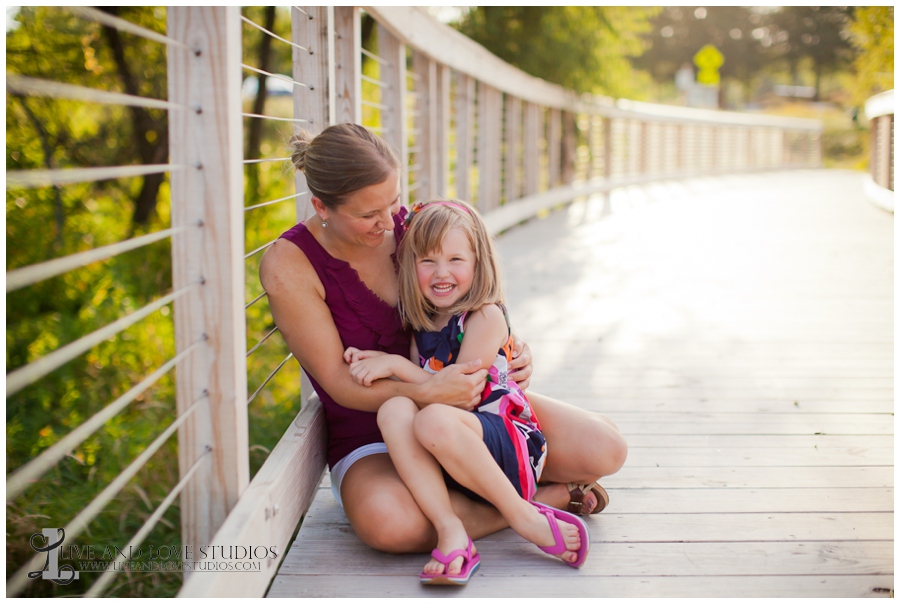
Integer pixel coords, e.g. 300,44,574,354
415,227,476,314
324,170,402,248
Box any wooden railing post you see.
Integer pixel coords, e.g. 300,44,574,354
292,6,331,223
603,117,613,181
412,52,438,199
167,6,249,563
504,95,522,203
477,83,503,210
523,102,541,195
454,72,475,201
333,7,361,126
561,111,577,185
378,23,408,205
435,64,451,196
547,108,561,188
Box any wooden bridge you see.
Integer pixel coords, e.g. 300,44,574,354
6,6,893,598
267,169,893,597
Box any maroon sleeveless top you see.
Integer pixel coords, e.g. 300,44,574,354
279,209,409,468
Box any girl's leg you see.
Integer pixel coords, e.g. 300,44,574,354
413,404,584,564
375,397,471,576
527,391,627,509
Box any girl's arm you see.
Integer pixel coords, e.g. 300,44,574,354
347,351,431,386
260,239,486,412
454,304,511,371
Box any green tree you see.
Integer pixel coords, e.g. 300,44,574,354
633,7,770,100
847,6,894,105
454,6,659,98
767,7,854,100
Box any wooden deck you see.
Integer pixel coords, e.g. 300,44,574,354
267,170,893,598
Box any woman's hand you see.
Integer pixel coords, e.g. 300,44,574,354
508,334,533,391
419,360,488,411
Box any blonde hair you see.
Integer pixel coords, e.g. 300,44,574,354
398,199,504,332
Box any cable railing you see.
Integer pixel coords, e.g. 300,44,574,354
5,8,206,597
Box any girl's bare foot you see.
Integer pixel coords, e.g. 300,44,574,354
424,520,474,576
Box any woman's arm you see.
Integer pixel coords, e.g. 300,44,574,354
260,239,485,412
507,334,533,390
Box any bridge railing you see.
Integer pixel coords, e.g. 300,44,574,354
5,6,822,598
863,89,894,212
181,6,822,597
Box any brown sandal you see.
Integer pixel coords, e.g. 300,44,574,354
567,482,609,515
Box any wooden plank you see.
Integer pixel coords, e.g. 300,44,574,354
411,51,436,200
622,447,893,467
167,6,249,557
453,72,475,201
179,397,327,597
275,537,892,578
603,466,893,489
269,574,893,598
623,434,895,448
332,6,361,125
607,487,895,514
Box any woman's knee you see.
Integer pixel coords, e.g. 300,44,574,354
348,489,434,553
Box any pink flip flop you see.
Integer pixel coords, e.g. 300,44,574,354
531,501,590,568
419,537,481,586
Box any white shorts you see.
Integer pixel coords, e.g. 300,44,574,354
329,442,389,509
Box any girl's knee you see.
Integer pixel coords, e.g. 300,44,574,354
376,396,416,431
412,403,454,446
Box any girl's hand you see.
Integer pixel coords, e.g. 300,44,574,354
349,355,399,386
343,347,387,365
507,335,533,391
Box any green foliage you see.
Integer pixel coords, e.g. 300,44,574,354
847,6,894,105
454,6,660,99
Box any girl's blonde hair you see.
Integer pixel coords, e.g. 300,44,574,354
398,199,504,332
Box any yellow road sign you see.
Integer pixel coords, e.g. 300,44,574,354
693,44,723,86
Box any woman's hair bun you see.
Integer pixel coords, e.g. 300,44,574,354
289,130,314,172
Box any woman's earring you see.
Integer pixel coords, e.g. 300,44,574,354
321,219,327,228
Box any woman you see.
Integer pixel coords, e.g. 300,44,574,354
260,123,626,554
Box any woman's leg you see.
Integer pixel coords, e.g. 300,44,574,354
376,397,471,576
413,404,584,564
527,391,628,510
339,453,508,555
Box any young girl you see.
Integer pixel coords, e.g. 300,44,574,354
343,199,590,585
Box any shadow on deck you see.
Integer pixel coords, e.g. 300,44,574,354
268,170,893,598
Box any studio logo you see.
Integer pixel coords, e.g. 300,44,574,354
29,528,79,584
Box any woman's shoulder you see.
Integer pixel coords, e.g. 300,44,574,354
260,234,322,299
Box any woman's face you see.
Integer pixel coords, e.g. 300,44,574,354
326,170,402,248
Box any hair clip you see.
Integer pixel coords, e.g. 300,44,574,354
404,200,471,227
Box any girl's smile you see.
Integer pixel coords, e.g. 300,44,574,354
416,227,476,312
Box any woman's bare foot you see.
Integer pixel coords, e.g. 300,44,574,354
424,520,474,576
508,502,581,564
